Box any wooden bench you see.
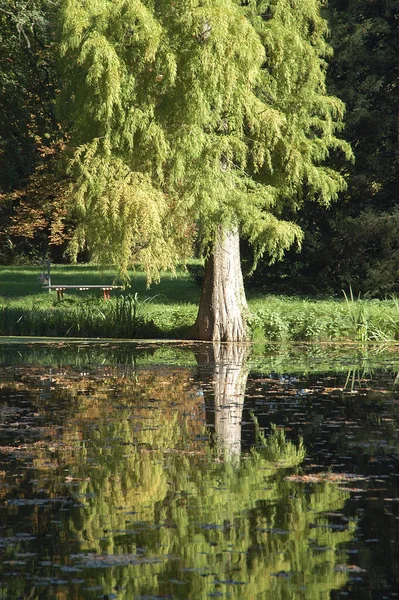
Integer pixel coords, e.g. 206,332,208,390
39,261,122,300
44,284,123,301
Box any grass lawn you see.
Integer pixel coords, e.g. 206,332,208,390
0,264,200,304
1,264,399,342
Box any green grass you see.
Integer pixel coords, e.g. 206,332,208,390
2,264,399,341
0,264,200,339
0,264,200,304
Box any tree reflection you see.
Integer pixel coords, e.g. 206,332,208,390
0,354,357,600
196,342,249,460
54,354,353,600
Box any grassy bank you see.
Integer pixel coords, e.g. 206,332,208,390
1,265,399,341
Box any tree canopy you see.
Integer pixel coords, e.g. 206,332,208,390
0,0,67,262
57,0,351,283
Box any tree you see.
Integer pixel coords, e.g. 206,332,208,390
327,0,399,213
317,0,399,295
0,0,56,192
58,0,351,341
0,0,67,262
252,0,399,296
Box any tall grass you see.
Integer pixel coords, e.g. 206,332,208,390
0,264,199,338
0,295,197,339
249,293,399,343
2,292,399,341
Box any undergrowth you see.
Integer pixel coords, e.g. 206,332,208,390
249,293,399,343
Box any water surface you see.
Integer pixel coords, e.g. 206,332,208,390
1,341,399,599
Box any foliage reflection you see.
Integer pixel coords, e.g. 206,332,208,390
0,344,359,599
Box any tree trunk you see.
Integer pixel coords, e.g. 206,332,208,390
191,224,248,342
196,342,249,462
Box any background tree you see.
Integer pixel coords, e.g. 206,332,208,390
58,0,350,340
320,0,399,295
250,0,399,296
0,0,67,262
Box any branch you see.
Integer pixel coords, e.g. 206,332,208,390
16,21,31,48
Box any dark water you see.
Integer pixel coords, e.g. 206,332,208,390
1,341,399,599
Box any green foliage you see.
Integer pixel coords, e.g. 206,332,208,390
327,0,399,210
252,0,399,296
0,0,68,264
249,295,399,342
273,206,399,298
58,0,350,279
66,150,188,281
0,294,198,338
321,209,399,296
0,0,59,192
244,0,352,195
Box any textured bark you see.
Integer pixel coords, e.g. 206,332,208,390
196,342,248,461
191,225,248,342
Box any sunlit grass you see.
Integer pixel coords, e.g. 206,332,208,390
0,263,200,304
1,265,399,341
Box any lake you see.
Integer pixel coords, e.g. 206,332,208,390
1,340,399,599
